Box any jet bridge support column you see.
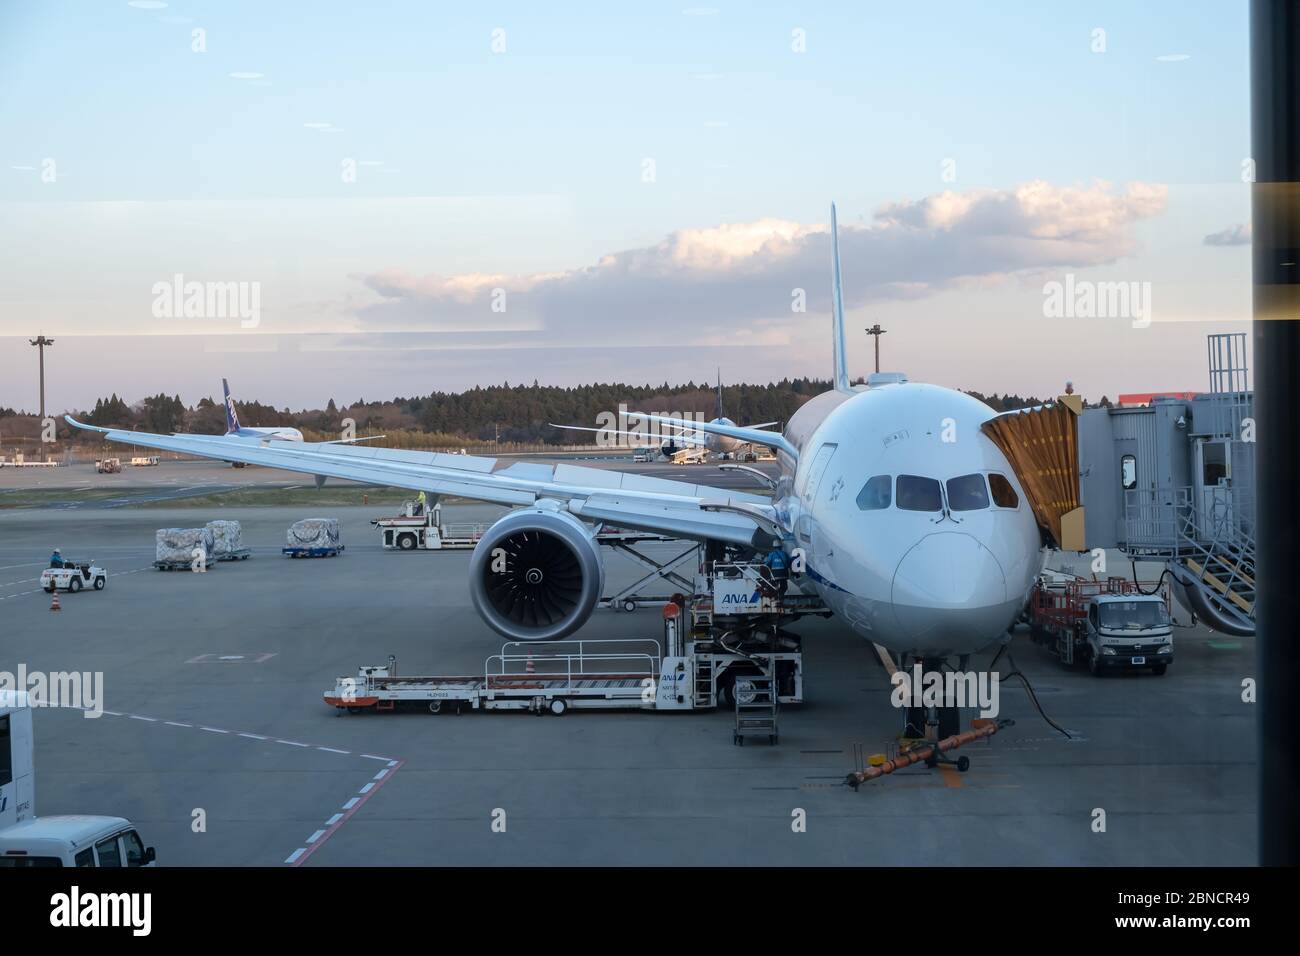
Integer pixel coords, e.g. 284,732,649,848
1251,0,1300,866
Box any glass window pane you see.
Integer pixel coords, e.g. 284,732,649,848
896,475,942,512
855,475,891,510
95,837,122,868
1120,454,1137,490
989,473,1020,508
946,474,990,511
75,848,96,868
123,831,146,867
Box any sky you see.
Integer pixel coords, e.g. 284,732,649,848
0,0,1253,413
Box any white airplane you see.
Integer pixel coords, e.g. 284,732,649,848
69,205,1044,662
550,371,777,460
220,378,384,446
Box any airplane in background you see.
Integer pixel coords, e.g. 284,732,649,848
69,205,1047,674
222,378,384,446
222,378,304,442
551,370,779,461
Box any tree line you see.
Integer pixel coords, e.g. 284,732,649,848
1,379,1107,445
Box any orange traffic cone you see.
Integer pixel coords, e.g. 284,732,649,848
49,590,61,612
525,654,535,675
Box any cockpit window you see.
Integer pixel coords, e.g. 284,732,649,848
856,475,891,511
896,475,942,512
946,474,990,511
988,472,1020,509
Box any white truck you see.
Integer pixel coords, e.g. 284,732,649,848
1030,577,1174,675
0,691,156,868
372,501,489,550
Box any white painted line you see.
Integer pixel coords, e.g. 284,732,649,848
103,710,123,717
360,754,388,761
129,715,157,722
277,739,310,748
306,829,326,844
238,733,269,740
387,760,398,768
163,721,191,728
200,727,229,734
373,768,389,780
325,813,343,826
284,848,306,864
359,782,375,794
317,746,349,754
342,797,360,810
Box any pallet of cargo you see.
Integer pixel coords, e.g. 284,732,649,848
282,545,345,558
213,548,252,562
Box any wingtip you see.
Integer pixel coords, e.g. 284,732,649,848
64,415,108,434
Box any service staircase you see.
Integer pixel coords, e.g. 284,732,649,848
1127,485,1257,637
1170,486,1256,636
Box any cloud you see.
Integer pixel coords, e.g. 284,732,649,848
354,180,1168,339
1203,223,1251,246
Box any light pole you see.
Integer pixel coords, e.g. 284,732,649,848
864,324,886,373
29,335,54,461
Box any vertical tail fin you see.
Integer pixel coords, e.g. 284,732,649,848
830,203,851,392
222,378,241,435
716,368,724,420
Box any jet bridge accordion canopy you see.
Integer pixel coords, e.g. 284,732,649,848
980,401,1083,550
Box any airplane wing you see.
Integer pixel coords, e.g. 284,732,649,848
630,414,799,458
66,417,779,548
547,423,708,446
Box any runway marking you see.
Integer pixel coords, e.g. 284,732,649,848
938,765,964,789
286,756,406,867
0,563,45,571
82,707,402,866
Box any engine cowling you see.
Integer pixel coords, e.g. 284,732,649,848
468,509,605,642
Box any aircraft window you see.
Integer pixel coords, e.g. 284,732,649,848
988,473,1020,509
896,475,942,512
1120,454,1137,490
946,474,990,511
856,475,891,510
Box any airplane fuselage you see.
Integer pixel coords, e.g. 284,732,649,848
774,381,1043,658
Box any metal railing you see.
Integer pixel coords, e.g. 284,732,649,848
1122,485,1256,625
487,639,661,685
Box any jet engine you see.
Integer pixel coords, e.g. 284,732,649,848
468,509,605,641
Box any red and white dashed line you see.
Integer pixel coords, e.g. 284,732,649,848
284,756,405,867
87,707,402,866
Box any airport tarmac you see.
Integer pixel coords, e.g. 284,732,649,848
0,499,1256,866
0,455,772,507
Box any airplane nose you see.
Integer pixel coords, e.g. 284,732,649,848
891,533,1008,647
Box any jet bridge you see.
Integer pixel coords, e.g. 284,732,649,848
984,333,1257,637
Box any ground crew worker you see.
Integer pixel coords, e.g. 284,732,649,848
414,490,428,516
764,545,789,599
49,548,64,569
